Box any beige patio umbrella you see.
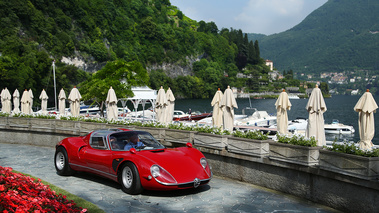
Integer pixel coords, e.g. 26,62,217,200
354,89,378,150
220,86,238,131
20,89,30,114
29,89,34,114
1,88,12,114
211,88,223,128
12,89,20,114
58,88,66,116
106,86,118,121
165,88,175,124
68,86,82,117
305,85,327,146
39,89,49,115
275,89,292,134
155,86,167,124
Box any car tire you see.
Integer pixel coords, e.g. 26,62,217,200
54,146,75,176
119,162,143,195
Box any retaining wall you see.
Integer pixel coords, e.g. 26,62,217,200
0,117,377,213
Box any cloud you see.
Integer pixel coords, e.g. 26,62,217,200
171,0,327,35
235,0,307,34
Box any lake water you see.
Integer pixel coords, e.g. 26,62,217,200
174,95,379,145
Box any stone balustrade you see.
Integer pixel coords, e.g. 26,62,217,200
0,117,378,213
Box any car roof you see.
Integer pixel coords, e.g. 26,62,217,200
91,129,125,138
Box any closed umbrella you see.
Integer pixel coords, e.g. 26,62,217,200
211,88,223,128
39,89,49,115
29,89,34,114
58,88,66,116
106,86,118,121
1,88,12,114
12,89,20,114
305,85,327,146
21,89,30,114
220,86,238,131
68,87,82,117
155,86,167,124
165,88,175,124
275,89,292,134
354,89,378,150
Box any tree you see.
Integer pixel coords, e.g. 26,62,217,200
319,82,330,96
79,59,149,116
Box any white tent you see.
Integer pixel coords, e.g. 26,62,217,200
119,86,157,120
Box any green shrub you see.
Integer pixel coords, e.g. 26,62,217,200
0,112,10,117
232,130,268,140
276,134,317,147
326,141,379,157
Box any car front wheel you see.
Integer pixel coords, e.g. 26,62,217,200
54,146,74,176
119,162,143,194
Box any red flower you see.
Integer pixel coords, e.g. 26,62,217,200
0,166,84,212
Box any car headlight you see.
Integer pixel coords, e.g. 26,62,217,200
200,158,208,169
151,165,160,178
150,165,177,185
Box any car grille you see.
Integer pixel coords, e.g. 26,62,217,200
178,179,210,188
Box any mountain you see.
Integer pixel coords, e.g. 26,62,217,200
0,0,266,100
257,0,379,75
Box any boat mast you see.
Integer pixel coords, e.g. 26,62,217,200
53,60,57,111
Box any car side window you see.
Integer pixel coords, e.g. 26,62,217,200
90,136,107,150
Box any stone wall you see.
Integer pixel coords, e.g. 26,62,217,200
0,117,378,213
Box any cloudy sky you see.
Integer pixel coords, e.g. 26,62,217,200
170,0,328,35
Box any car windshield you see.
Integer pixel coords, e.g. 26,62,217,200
109,131,165,151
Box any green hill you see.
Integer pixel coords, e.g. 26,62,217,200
257,0,379,75
0,0,267,100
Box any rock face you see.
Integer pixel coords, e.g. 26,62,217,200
61,56,107,73
61,53,204,77
147,54,204,78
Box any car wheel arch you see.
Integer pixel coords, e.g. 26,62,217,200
117,160,144,194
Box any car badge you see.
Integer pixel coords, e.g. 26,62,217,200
194,178,200,188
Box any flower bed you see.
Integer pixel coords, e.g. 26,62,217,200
0,166,86,212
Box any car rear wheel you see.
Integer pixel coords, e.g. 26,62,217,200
119,162,143,195
55,146,74,176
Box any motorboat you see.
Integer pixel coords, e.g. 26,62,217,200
173,110,212,121
234,110,276,127
324,119,355,135
288,95,300,99
173,110,189,120
287,118,308,132
281,118,355,135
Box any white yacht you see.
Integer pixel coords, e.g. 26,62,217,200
234,110,277,127
324,119,355,135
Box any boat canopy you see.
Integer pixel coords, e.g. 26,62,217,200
119,86,157,119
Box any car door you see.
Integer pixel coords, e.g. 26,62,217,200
83,136,113,176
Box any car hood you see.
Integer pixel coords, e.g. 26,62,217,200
137,148,210,183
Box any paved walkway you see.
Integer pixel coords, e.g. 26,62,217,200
0,143,339,213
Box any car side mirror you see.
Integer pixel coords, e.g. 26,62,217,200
186,142,192,148
129,148,137,154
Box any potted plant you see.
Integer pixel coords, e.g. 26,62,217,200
164,123,196,145
193,126,231,150
319,141,379,180
269,134,321,166
226,130,270,157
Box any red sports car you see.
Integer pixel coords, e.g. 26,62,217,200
54,128,212,194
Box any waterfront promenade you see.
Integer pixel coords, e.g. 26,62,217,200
0,142,339,213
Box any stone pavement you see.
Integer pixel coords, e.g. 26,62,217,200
0,143,340,213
